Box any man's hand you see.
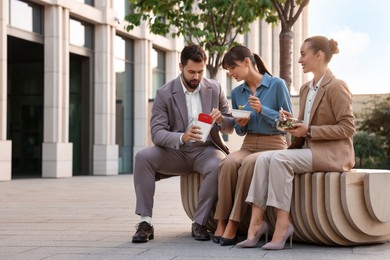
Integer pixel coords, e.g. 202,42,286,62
182,125,203,143
210,108,222,125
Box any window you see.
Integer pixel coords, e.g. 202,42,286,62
115,35,134,174
74,0,94,6
69,19,94,49
113,0,131,22
258,20,263,52
151,48,166,99
223,72,233,142
226,72,233,99
9,0,43,34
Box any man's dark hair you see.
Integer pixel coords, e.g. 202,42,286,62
180,45,207,67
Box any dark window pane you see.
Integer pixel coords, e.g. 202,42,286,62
115,35,134,174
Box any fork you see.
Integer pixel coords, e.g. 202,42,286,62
238,91,260,110
280,107,287,122
238,100,250,110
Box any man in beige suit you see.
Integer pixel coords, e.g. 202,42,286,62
238,36,355,250
132,45,234,243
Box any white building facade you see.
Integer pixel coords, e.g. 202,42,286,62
0,0,308,181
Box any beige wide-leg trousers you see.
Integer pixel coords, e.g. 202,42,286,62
246,148,313,212
214,134,287,222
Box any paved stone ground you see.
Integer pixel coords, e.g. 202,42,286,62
0,175,389,259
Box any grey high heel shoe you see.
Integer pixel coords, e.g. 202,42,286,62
236,222,269,248
261,223,294,250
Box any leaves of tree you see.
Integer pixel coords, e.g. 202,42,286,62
358,95,390,146
353,132,383,168
356,95,390,168
125,0,277,79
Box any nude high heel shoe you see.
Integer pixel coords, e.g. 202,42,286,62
261,223,294,250
236,222,269,248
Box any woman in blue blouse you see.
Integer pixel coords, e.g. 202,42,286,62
213,45,292,246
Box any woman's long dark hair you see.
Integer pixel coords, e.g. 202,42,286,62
222,44,272,76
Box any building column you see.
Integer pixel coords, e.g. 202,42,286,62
292,8,309,94
93,24,118,176
132,36,183,171
133,39,152,158
247,20,260,55
259,20,274,71
165,50,180,83
0,0,11,181
42,5,72,178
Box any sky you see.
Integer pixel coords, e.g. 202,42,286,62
308,0,390,94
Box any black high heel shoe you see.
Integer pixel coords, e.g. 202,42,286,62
219,236,237,246
212,235,221,244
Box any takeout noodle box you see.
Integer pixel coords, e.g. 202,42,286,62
195,113,213,142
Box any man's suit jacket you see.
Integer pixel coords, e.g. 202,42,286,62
295,70,355,172
150,75,234,154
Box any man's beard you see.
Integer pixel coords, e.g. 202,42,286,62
183,76,200,90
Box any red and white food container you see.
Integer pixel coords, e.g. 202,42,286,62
195,113,213,142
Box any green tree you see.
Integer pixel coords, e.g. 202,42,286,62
357,95,390,168
353,132,382,168
125,0,277,79
271,0,310,92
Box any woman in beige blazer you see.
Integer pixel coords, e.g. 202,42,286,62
237,36,355,250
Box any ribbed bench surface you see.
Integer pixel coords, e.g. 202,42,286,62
180,169,390,245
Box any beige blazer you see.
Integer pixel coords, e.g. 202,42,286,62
297,70,355,172
150,75,234,154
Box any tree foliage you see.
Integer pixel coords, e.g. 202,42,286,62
125,0,277,79
356,95,390,169
358,95,390,152
124,0,310,91
353,132,383,168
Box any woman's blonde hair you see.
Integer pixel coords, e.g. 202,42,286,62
304,36,339,63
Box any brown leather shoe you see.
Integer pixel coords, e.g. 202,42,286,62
191,222,210,241
132,221,154,243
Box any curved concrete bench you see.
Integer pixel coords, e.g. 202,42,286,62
179,169,390,245
179,172,217,230
180,172,251,234
155,171,219,231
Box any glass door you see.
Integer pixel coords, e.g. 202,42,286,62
7,36,43,178
69,53,92,175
